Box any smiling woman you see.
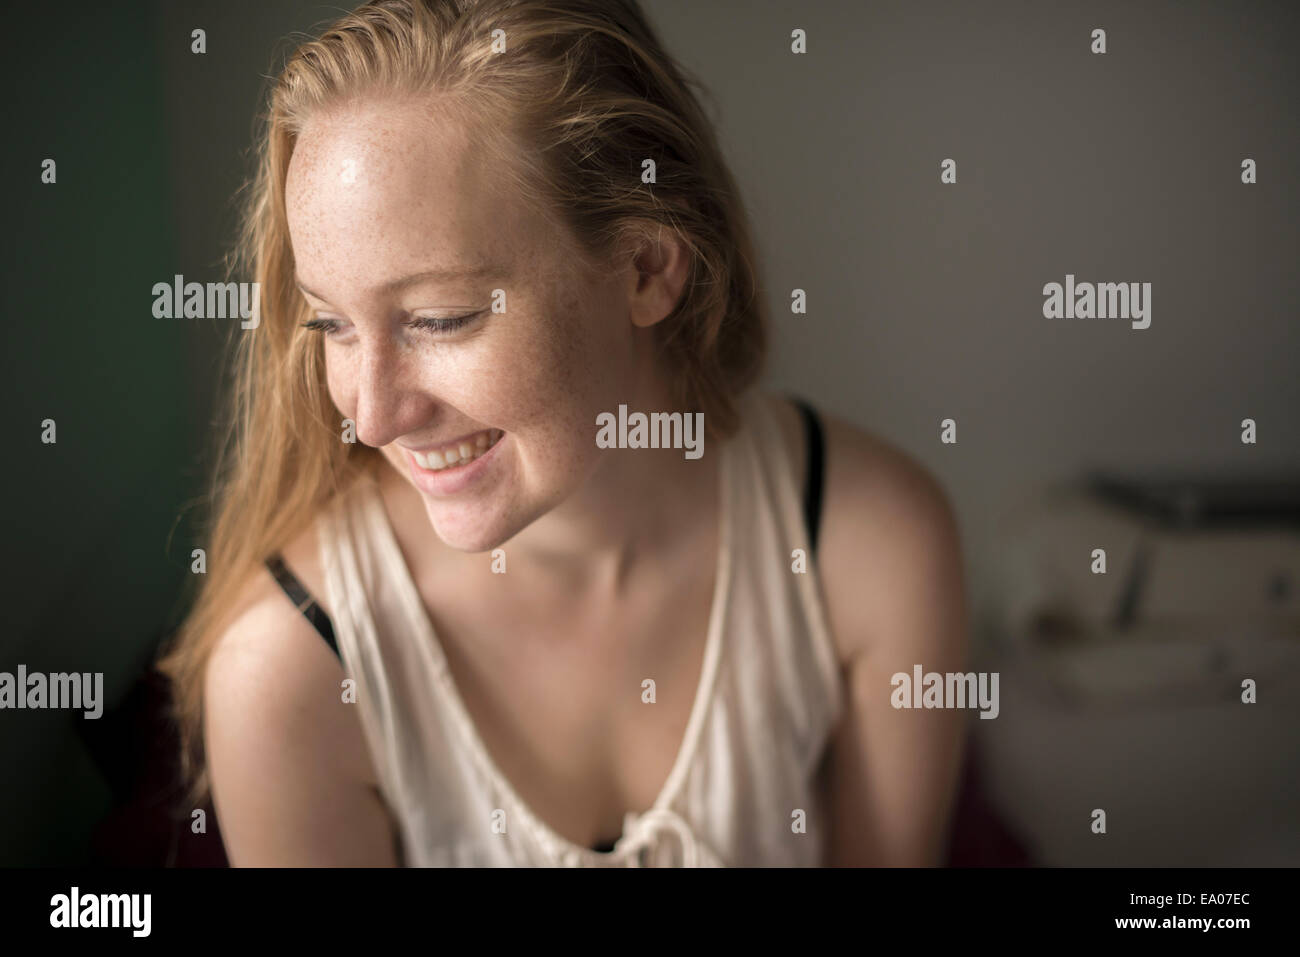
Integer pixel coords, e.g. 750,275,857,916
156,0,968,868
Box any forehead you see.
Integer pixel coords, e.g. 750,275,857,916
285,96,533,292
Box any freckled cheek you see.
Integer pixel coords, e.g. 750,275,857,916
495,319,598,425
500,326,616,473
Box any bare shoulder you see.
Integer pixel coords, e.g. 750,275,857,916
204,557,350,772
763,393,967,668
203,551,395,865
205,518,358,782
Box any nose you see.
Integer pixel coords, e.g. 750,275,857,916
350,337,431,449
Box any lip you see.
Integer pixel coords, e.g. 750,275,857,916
404,430,506,497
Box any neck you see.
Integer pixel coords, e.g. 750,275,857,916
508,429,721,594
505,376,723,594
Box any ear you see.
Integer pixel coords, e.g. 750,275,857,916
626,226,691,329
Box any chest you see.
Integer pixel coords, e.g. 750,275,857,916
416,563,720,849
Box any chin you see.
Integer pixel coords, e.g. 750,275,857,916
420,501,518,554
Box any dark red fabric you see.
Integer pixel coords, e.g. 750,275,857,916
943,742,1035,866
80,666,227,867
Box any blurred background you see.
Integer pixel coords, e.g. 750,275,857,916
2,0,1296,866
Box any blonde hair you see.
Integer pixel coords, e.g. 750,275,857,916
158,0,768,808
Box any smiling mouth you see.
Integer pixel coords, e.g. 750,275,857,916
410,428,504,471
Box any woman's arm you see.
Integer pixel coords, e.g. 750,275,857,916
203,570,400,866
817,415,970,866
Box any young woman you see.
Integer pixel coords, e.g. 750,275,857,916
158,0,969,867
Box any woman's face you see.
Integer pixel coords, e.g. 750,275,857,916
285,96,640,552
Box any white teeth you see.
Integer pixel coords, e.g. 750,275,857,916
412,429,501,472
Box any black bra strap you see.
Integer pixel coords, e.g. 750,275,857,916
789,396,826,554
265,553,341,662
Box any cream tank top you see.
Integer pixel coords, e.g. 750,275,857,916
317,389,845,866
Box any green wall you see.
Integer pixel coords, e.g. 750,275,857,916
0,2,191,865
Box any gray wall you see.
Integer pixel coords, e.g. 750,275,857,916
647,0,1300,611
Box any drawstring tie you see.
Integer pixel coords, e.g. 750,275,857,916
606,807,722,867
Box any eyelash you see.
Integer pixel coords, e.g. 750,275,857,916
301,312,481,337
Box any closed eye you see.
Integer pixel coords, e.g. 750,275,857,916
299,312,483,337
301,317,345,335
405,311,483,334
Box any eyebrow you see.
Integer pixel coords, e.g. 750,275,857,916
295,265,502,303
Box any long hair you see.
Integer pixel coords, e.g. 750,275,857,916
157,0,769,808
